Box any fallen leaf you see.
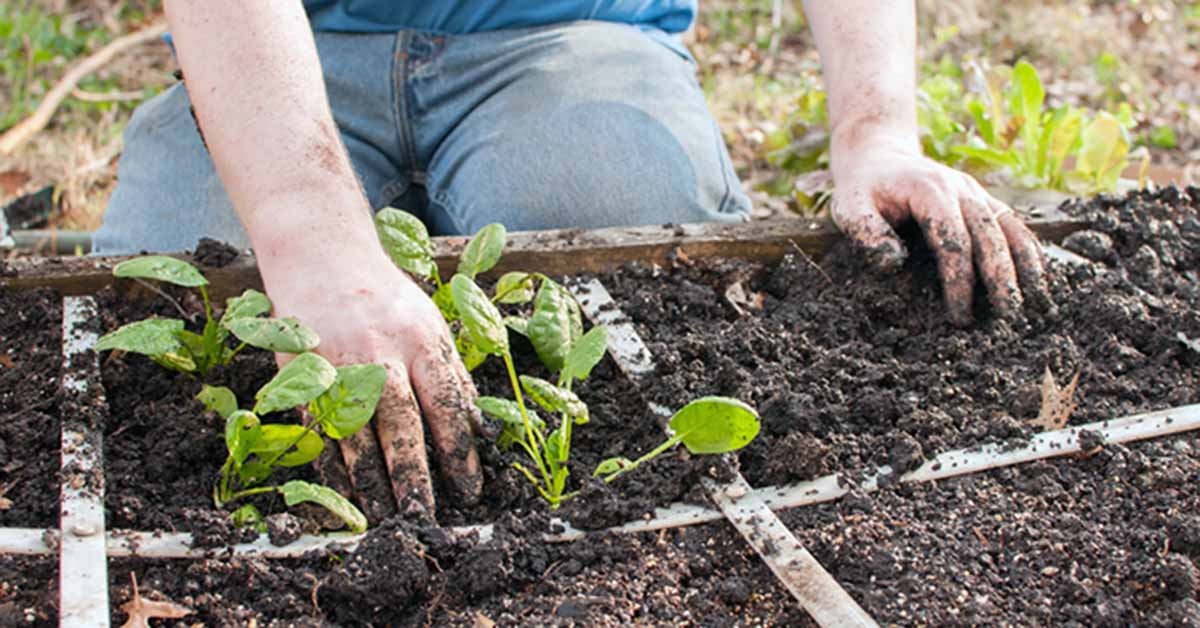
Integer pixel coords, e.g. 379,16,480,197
0,354,13,369
724,280,765,316
0,170,30,197
120,572,192,628
474,612,496,628
1031,367,1080,431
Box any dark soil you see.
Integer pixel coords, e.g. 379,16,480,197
0,287,62,527
109,513,803,626
96,280,720,539
784,433,1200,625
604,186,1200,488
0,556,57,627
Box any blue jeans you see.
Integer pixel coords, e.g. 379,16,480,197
93,21,750,254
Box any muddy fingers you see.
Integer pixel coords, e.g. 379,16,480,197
990,199,1055,317
831,191,908,272
337,424,400,523
961,197,1022,320
911,187,975,326
371,359,436,520
410,335,483,505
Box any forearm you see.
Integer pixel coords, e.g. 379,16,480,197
164,0,380,286
803,1,919,163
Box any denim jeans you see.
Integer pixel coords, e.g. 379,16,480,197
93,21,751,254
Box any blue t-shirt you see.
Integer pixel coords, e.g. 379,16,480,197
302,1,696,56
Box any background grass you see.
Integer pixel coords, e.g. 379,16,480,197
1,0,1198,232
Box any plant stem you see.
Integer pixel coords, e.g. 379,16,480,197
604,434,684,483
230,485,277,501
503,352,552,490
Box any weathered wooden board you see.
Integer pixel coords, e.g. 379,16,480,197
1,210,1087,299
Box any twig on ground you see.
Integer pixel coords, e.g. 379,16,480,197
788,239,834,286
0,19,167,155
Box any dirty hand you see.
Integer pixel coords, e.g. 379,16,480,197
260,246,482,522
829,131,1050,325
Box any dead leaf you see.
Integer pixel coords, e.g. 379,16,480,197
0,354,14,369
474,612,496,628
0,170,30,197
1031,367,1080,431
120,572,192,628
724,281,765,316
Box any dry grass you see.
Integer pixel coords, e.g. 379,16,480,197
1,1,1198,232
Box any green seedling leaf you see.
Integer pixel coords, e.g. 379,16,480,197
224,410,261,466
451,274,508,355
519,375,588,423
375,207,436,280
1010,60,1044,162
527,278,582,373
561,326,607,384
311,364,386,439
97,318,185,356
432,282,458,322
279,479,367,533
197,385,238,420
458,223,506,279
221,289,271,325
476,396,544,449
151,352,198,373
545,424,569,465
669,396,761,454
593,457,634,478
1075,112,1128,188
250,424,324,466
113,255,208,288
1043,107,1083,181
230,504,266,531
225,316,320,354
504,316,529,337
455,326,488,372
494,272,535,304
254,352,337,415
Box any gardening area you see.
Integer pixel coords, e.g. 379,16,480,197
2,1,1200,626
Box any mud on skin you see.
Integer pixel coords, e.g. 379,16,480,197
604,186,1200,489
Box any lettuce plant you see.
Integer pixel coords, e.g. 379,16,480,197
97,256,318,376
197,354,386,532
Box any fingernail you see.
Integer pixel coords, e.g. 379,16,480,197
867,240,907,273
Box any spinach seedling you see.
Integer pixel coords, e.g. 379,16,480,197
452,273,609,507
97,256,318,376
198,353,386,533
593,397,760,482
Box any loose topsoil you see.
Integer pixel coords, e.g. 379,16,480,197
604,186,1200,489
96,264,724,540
0,286,62,528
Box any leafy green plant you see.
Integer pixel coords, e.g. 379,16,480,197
592,397,761,482
197,354,386,532
952,60,1132,194
97,256,318,376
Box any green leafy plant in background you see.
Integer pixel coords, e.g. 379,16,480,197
197,354,386,533
952,60,1133,195
97,256,318,376
762,58,1144,208
0,1,162,131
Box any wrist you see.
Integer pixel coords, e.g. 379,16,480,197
829,116,920,173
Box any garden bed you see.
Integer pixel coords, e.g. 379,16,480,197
1,190,1198,625
604,186,1200,489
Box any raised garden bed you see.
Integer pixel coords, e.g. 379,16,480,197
1,189,1197,625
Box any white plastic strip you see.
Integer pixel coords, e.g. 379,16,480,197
570,278,878,627
60,296,109,627
1,404,1195,559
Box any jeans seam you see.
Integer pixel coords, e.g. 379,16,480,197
393,32,421,177
708,114,737,215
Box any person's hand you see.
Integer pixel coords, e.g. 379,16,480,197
259,245,482,522
828,130,1051,325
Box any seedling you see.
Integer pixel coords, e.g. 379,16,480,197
197,353,386,532
592,397,761,482
375,208,578,375
97,256,318,376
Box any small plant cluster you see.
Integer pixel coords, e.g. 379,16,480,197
765,59,1145,211
99,256,381,531
375,209,761,508
97,256,318,376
